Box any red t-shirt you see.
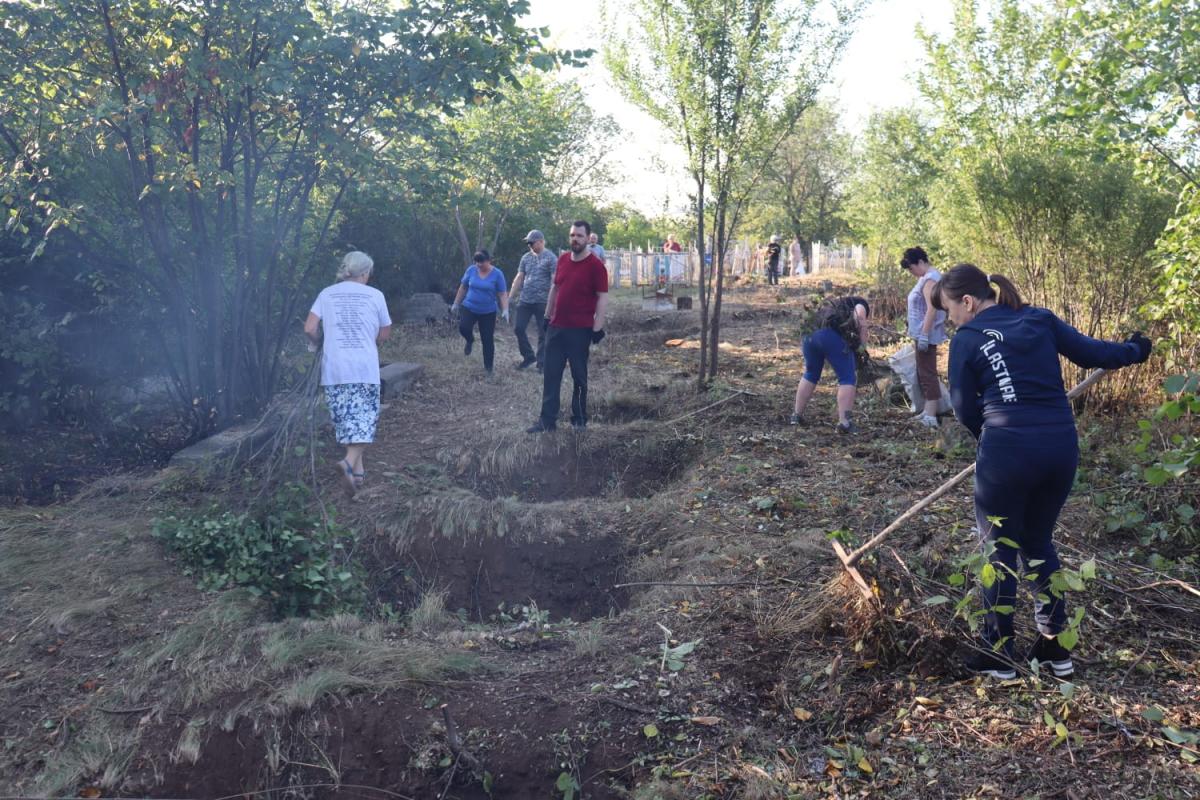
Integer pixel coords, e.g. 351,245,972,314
550,252,608,328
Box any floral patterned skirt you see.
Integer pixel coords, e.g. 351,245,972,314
324,383,380,444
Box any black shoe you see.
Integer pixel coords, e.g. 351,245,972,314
526,421,556,434
837,414,856,434
570,421,587,431
464,339,473,356
789,413,803,426
1029,635,1075,678
965,648,1017,680
516,356,537,369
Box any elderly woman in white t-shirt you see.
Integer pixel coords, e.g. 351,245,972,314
304,251,392,495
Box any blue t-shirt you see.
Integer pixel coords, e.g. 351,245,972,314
460,265,507,314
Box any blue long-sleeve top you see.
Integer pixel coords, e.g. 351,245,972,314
948,304,1144,439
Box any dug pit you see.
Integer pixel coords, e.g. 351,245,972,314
456,434,700,503
374,530,630,623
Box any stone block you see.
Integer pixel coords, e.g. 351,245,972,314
380,362,423,401
395,292,450,324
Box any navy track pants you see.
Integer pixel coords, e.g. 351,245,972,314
974,427,1078,652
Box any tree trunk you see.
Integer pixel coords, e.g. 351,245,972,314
695,178,710,388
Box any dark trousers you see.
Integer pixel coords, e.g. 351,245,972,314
974,428,1078,653
540,326,592,427
767,264,780,285
459,308,496,371
513,303,547,366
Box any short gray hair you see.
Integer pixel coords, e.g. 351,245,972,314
337,251,374,280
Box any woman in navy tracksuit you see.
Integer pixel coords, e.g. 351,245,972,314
933,264,1151,679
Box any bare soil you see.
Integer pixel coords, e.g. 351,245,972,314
1,276,1198,799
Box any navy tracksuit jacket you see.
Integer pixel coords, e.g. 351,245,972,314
948,304,1144,650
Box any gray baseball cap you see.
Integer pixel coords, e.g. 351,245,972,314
523,229,545,243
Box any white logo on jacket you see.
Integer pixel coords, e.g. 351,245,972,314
983,329,1004,342
979,338,1018,403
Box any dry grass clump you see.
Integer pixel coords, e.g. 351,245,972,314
408,588,454,635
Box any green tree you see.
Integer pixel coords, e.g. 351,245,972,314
843,109,942,274
916,0,1172,364
606,0,860,385
445,72,620,265
753,104,853,267
1060,0,1200,365
0,0,569,438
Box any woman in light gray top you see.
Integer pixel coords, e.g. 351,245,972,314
901,246,948,428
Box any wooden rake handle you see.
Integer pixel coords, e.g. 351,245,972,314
839,367,1108,568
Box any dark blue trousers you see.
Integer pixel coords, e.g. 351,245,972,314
974,427,1078,652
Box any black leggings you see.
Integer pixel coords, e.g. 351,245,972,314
459,308,497,371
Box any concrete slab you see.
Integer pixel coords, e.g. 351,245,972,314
168,419,279,468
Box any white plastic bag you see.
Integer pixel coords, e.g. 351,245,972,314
887,343,953,415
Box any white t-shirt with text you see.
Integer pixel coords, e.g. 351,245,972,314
309,281,392,386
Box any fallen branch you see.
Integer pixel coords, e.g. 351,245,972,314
596,695,655,715
1126,579,1200,599
661,390,755,426
97,704,155,715
440,704,485,777
614,580,761,589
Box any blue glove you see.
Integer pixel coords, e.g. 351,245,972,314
916,334,930,353
501,308,510,322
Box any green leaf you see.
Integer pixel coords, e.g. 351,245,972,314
1164,374,1188,394
1080,559,1096,581
1057,628,1079,651
923,595,951,606
1141,706,1165,722
555,771,578,800
643,723,659,738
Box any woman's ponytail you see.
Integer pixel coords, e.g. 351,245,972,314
936,263,1028,311
988,274,1024,310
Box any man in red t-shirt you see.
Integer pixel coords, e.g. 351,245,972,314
528,221,609,432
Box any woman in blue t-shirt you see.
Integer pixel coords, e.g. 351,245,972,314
933,263,1150,680
451,250,509,373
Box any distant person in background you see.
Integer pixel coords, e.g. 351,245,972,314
589,232,606,263
304,251,392,495
765,235,782,285
900,246,949,428
450,250,508,375
790,234,805,276
663,234,682,253
528,221,609,433
932,263,1151,679
510,229,557,370
790,295,870,433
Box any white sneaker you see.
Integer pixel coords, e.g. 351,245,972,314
918,414,939,429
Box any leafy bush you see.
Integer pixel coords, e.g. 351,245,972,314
154,484,363,617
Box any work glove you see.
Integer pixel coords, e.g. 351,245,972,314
916,334,930,353
1127,331,1152,363
591,329,606,345
449,303,459,315
501,308,510,322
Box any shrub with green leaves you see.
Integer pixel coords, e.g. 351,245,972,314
154,484,362,617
